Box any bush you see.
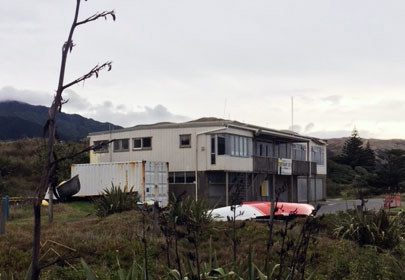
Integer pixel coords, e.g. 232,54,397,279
334,209,404,249
93,184,140,217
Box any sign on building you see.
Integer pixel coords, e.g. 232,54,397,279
278,158,292,175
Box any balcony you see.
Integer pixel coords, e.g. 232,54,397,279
253,156,317,176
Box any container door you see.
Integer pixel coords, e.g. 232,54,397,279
144,162,169,207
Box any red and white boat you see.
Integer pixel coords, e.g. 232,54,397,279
211,201,315,221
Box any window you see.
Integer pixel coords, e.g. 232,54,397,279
93,140,109,153
133,138,142,149
132,137,152,150
180,134,191,148
211,136,216,164
185,172,196,183
279,143,287,158
292,144,307,161
169,172,196,184
311,146,325,165
218,136,226,155
113,139,129,152
226,135,252,158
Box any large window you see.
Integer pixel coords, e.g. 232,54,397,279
113,139,129,152
93,140,109,153
132,137,152,150
228,135,251,157
169,172,196,184
292,144,307,161
255,141,292,159
311,146,325,165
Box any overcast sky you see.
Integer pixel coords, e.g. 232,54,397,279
1,0,405,139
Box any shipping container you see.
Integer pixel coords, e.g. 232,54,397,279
71,161,169,207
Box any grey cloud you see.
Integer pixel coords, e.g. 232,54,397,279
86,103,190,127
0,86,189,128
0,86,52,105
304,123,315,132
63,89,92,111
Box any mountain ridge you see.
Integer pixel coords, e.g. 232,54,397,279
0,100,122,141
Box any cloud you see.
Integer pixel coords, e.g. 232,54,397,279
304,122,315,133
63,89,92,111
85,103,190,127
322,95,342,105
0,86,189,128
0,86,52,105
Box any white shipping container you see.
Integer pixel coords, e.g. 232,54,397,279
71,161,169,207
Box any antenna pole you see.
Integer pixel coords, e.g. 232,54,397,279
291,96,294,132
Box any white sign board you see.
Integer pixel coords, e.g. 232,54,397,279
278,158,292,175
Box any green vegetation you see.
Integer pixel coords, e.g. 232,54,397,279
334,209,404,249
2,200,405,279
328,129,405,198
93,185,140,217
0,139,88,196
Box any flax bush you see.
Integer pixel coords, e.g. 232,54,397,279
334,209,404,249
93,184,140,217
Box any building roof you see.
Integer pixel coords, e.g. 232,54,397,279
89,117,326,144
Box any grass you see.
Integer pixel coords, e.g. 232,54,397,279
1,202,405,279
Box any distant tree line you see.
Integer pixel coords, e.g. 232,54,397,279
328,129,405,197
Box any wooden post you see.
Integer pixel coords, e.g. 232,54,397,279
225,172,229,206
290,175,294,202
307,142,311,203
48,188,54,223
5,195,9,220
245,172,248,202
153,201,159,236
269,175,275,224
0,198,5,236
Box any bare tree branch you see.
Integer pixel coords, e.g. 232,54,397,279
62,61,112,91
76,10,116,26
53,140,115,165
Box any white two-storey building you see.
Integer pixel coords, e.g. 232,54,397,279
88,118,327,206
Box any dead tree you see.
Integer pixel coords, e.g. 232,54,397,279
30,1,115,279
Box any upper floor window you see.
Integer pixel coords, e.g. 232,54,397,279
133,137,152,150
229,135,251,157
93,140,109,153
292,144,307,161
113,139,129,152
180,134,191,148
311,146,325,165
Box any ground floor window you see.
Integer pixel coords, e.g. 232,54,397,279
169,171,196,184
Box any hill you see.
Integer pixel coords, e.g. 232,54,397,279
0,101,122,141
327,137,405,156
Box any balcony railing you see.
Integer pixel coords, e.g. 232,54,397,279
253,156,317,176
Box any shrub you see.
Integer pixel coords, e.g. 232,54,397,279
93,184,140,217
334,209,404,249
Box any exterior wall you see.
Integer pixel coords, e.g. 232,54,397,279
90,126,222,172
90,126,255,173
